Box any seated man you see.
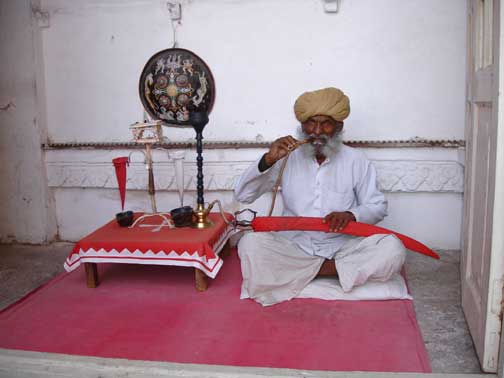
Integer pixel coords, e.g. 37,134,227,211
234,87,406,306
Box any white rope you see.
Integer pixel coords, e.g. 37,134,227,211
129,213,174,231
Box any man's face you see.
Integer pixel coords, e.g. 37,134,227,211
302,115,343,147
299,115,344,159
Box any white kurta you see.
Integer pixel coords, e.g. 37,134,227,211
234,145,388,259
234,145,405,306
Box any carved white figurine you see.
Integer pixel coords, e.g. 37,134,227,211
192,71,207,107
166,54,182,71
143,73,156,111
154,58,166,75
159,108,175,121
176,107,189,122
182,59,194,75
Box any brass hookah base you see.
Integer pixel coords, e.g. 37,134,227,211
192,203,214,229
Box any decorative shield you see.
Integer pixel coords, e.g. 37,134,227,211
139,48,215,126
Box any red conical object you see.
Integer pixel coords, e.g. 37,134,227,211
112,157,129,211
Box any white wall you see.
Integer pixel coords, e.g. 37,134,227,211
40,0,466,143
0,0,57,243
2,0,467,248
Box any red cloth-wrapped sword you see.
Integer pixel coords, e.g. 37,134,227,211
250,216,439,260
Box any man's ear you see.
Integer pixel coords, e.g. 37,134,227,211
335,121,344,133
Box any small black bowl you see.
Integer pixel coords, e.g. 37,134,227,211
170,206,194,227
116,210,134,227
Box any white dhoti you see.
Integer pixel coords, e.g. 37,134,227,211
238,232,406,306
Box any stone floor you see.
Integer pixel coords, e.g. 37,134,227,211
0,243,482,374
405,250,481,373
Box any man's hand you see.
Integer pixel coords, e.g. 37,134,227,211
323,211,356,232
264,136,299,166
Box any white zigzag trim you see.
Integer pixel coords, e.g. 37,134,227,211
63,247,223,278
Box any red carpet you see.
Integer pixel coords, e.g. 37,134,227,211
0,249,430,372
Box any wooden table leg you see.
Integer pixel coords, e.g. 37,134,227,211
85,263,99,288
194,241,231,292
195,268,208,292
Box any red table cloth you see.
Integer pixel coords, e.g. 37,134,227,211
64,212,235,278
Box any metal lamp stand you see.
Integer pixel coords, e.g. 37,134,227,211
190,112,213,229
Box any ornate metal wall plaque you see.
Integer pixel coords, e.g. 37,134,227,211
139,48,215,126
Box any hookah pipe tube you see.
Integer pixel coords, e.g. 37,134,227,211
268,138,311,216
145,143,158,213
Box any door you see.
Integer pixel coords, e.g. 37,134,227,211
462,0,504,373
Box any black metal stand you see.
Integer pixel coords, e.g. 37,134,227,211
190,112,213,229
195,130,205,208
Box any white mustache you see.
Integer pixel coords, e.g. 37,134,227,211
308,134,329,146
297,126,344,159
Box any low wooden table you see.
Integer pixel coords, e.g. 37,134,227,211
64,212,234,291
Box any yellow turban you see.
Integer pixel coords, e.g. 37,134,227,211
294,87,350,123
